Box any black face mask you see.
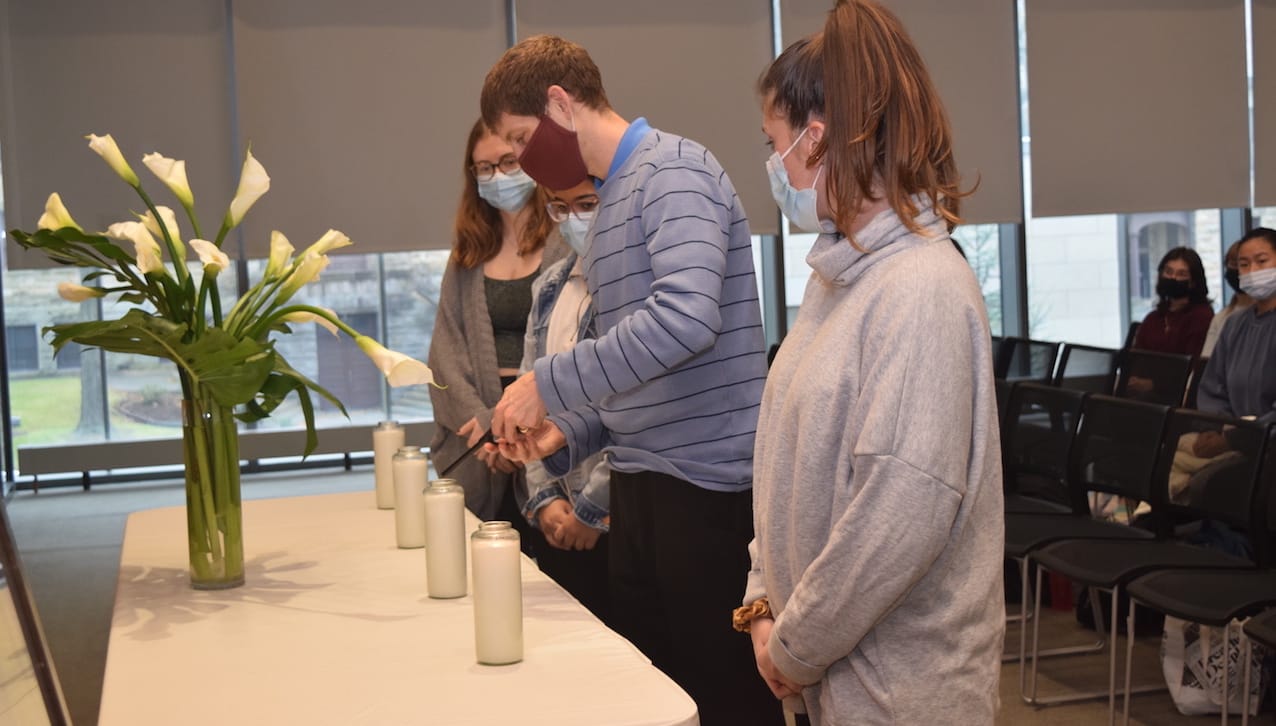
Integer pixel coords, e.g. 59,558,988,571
1226,268,1242,294
1156,277,1192,300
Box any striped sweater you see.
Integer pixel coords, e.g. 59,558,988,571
534,127,767,492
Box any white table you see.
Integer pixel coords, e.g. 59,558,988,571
98,491,698,725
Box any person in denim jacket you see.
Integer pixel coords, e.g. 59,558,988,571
519,181,610,622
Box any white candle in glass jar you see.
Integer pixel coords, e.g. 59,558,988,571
424,479,467,598
372,421,404,509
392,447,427,548
471,521,523,665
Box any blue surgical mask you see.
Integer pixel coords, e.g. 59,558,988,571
766,127,825,233
560,212,596,256
477,169,536,212
1241,267,1276,300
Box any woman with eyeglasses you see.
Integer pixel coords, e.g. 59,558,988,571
516,180,611,622
427,119,566,527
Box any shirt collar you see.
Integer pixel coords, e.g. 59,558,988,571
600,117,652,187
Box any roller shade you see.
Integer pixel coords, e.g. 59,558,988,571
515,0,777,234
1025,0,1249,217
231,0,508,256
781,0,1024,224
1255,0,1276,207
1,0,236,269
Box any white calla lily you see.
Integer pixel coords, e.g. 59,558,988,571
57,282,105,302
265,231,295,278
107,221,165,275
138,206,186,268
280,308,340,337
37,193,82,232
86,134,140,186
303,229,352,258
189,239,230,274
277,253,330,301
355,336,436,387
226,150,270,227
142,153,195,208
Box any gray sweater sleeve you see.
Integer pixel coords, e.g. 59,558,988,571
766,292,977,686
427,258,494,434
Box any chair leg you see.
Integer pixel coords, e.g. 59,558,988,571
1241,628,1252,726
1123,600,1136,726
1221,621,1230,726
1027,561,1045,704
1108,584,1119,726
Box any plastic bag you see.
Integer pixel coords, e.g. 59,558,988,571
1161,615,1265,716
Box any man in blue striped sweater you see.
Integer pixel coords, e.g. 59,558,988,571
480,35,779,725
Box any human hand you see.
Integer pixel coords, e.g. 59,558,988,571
491,371,547,442
556,512,603,551
488,420,566,463
457,416,485,448
537,499,573,548
1193,430,1230,458
751,618,803,700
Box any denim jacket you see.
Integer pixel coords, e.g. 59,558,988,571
519,254,610,531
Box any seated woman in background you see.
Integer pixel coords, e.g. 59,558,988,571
1194,227,1276,457
1132,246,1213,357
1201,239,1254,357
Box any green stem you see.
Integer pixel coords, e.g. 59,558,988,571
187,390,223,567
246,304,357,341
134,186,191,290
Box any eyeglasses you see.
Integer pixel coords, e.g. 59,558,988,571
547,195,600,223
470,154,521,181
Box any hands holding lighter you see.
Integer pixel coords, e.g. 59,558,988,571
488,371,566,462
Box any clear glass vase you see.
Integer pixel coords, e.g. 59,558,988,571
181,388,244,590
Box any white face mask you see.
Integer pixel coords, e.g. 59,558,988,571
765,127,824,233
1241,267,1276,300
477,169,536,212
560,212,596,256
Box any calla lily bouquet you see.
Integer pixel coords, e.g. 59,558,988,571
9,133,436,452
9,134,437,587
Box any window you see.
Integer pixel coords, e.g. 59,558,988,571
1256,207,1276,229
5,325,37,372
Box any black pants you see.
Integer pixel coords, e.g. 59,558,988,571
535,530,611,624
609,470,783,726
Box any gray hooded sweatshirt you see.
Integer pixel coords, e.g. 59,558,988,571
745,202,1004,724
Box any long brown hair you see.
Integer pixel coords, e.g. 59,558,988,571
762,0,971,247
452,119,554,269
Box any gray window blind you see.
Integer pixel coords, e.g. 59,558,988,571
1025,0,1249,218
515,0,777,234
1,0,236,269
1255,0,1276,207
781,0,1023,224
231,0,508,256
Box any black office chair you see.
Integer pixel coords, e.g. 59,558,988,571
997,336,1061,383
1184,356,1210,409
1005,394,1170,705
1054,342,1121,395
1114,349,1194,407
1240,607,1276,726
1002,382,1087,515
1122,429,1276,724
1123,321,1141,350
1029,411,1272,720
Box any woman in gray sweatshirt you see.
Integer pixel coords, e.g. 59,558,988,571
739,2,1005,723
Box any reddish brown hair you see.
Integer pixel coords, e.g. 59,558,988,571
480,35,611,128
761,0,971,245
452,119,553,269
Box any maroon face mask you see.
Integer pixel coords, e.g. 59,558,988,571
518,114,591,191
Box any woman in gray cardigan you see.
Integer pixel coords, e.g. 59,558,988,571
427,120,565,522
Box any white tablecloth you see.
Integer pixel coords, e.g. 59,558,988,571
98,491,698,725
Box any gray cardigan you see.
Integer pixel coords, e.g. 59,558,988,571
427,232,566,520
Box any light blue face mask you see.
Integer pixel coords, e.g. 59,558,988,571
560,212,596,256
766,127,825,233
1241,267,1276,300
477,169,536,212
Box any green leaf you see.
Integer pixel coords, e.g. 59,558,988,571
183,328,275,408
44,308,188,359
